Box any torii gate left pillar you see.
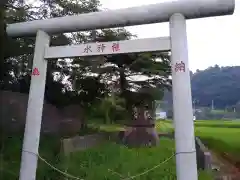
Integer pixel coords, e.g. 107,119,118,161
19,30,50,180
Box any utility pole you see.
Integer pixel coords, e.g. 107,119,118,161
211,100,214,110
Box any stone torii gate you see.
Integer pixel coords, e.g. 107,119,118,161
6,0,235,180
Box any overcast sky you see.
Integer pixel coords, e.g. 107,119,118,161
100,0,240,72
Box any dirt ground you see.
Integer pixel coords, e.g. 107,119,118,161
210,150,240,180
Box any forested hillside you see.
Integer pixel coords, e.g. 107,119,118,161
162,65,240,110
191,65,240,109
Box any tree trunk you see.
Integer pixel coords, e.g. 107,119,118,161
118,67,159,147
0,6,6,83
119,67,135,120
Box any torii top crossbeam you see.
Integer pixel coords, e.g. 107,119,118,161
7,0,235,37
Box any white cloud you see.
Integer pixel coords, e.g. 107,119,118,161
100,0,240,72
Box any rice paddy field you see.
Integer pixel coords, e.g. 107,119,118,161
156,120,240,166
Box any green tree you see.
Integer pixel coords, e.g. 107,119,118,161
0,0,122,129
98,51,171,117
0,1,7,85
2,0,117,106
2,0,171,127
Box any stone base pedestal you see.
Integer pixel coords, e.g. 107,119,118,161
122,126,159,147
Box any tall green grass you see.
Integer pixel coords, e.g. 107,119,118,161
63,138,212,180
1,131,213,180
0,134,62,180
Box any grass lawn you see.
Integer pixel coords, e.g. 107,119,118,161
0,129,213,180
156,120,240,164
62,138,212,180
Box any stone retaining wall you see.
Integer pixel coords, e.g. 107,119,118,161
62,133,108,154
159,133,212,171
195,137,212,171
0,91,84,135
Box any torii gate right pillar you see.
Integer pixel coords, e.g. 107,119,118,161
170,13,198,180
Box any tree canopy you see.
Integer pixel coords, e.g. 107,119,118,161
0,0,171,123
